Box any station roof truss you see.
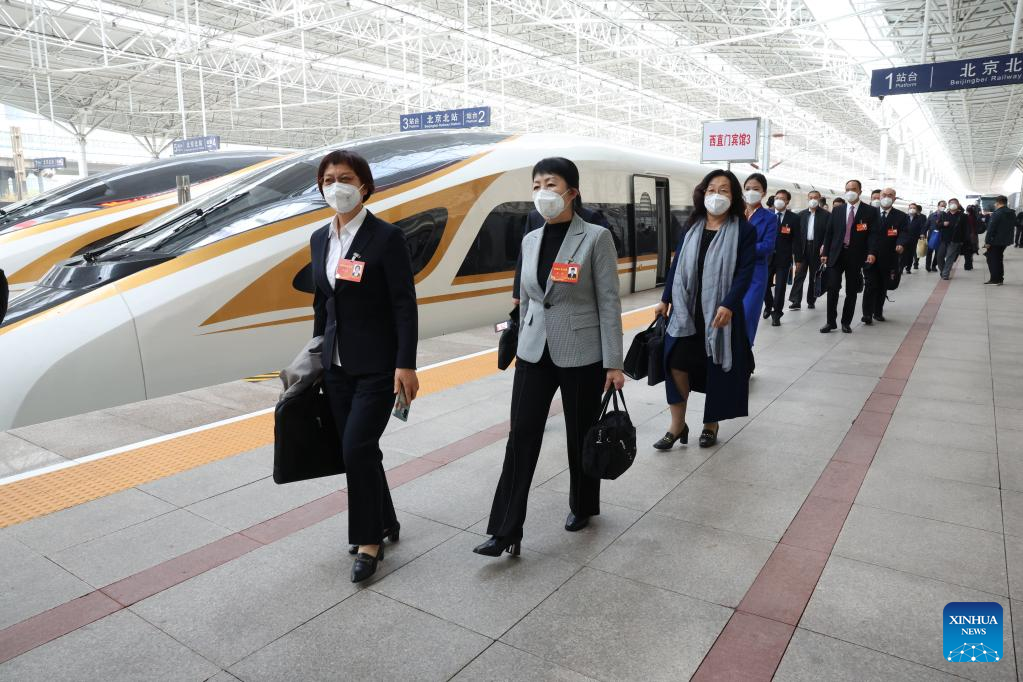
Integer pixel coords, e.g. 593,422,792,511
0,0,1018,195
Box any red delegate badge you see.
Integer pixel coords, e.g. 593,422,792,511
780,226,791,235
336,258,364,282
551,261,581,283
855,222,868,232
887,227,898,237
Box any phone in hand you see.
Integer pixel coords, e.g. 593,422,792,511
393,384,410,422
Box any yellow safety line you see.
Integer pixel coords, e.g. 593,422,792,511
0,306,656,528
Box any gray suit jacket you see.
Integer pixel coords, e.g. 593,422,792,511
518,214,624,369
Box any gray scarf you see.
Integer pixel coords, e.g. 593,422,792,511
667,215,739,371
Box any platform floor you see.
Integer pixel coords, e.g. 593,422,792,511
1,255,1021,681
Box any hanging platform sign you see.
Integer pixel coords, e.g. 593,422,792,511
400,106,491,132
32,157,66,169
172,135,221,155
870,52,1023,97
700,118,760,163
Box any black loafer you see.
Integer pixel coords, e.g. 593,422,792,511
841,324,852,333
788,303,801,310
861,316,873,326
762,309,772,320
807,302,815,309
820,323,836,333
351,543,384,583
565,513,590,532
473,535,521,557
349,523,400,555
698,427,719,448
653,426,688,450
873,314,885,322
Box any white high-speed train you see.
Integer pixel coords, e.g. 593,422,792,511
0,131,839,429
0,151,279,295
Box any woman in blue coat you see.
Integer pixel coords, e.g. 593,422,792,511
652,169,756,451
740,173,775,346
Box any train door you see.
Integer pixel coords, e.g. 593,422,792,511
629,175,670,292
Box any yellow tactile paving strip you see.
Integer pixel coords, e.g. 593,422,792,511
0,306,656,528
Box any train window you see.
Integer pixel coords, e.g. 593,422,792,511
634,192,658,256
456,201,532,277
395,208,448,275
592,204,629,258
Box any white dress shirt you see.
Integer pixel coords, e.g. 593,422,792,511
324,207,367,366
807,211,816,241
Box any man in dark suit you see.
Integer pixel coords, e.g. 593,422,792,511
862,187,912,324
763,189,803,326
789,190,828,310
984,195,1015,285
820,179,881,334
903,203,927,273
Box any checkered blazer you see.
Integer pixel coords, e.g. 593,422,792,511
517,214,623,369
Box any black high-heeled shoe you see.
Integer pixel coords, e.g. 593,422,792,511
653,425,689,450
351,542,384,583
699,425,719,448
473,535,522,557
349,523,400,555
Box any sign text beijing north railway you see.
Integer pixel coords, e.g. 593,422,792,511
399,106,491,132
870,53,1023,97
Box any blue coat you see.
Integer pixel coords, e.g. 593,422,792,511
741,207,776,345
661,219,757,423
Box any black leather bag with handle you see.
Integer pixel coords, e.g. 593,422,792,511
645,316,666,386
497,305,519,371
582,389,637,480
273,381,343,484
813,263,828,300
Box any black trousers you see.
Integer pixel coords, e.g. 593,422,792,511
764,259,793,319
826,248,864,327
323,366,398,546
790,243,819,306
862,264,887,319
987,244,1007,283
1015,226,1023,247
901,248,916,272
964,246,975,270
926,246,937,271
486,348,603,538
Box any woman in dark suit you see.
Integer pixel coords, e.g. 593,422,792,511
309,150,419,583
652,169,756,450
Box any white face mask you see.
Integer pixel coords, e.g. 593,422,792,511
704,192,731,216
948,202,959,211
323,182,364,214
808,199,819,209
938,205,946,212
908,208,917,215
870,199,881,208
742,189,762,206
844,190,859,203
774,199,787,211
533,188,570,220
880,197,894,209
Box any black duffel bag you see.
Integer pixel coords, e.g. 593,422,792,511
624,316,666,382
497,305,519,371
886,265,902,291
273,381,343,484
582,389,637,480
645,316,666,386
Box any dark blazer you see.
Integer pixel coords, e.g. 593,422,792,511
311,210,418,373
907,214,927,241
798,208,829,247
0,268,7,325
822,201,881,264
876,207,912,265
938,211,969,244
768,209,804,265
985,206,1016,246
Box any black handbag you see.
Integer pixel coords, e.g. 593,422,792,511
582,389,637,480
813,263,828,299
623,320,654,381
886,264,902,291
273,381,343,484
497,305,519,371
645,317,666,386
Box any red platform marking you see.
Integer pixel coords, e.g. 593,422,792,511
694,274,951,679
